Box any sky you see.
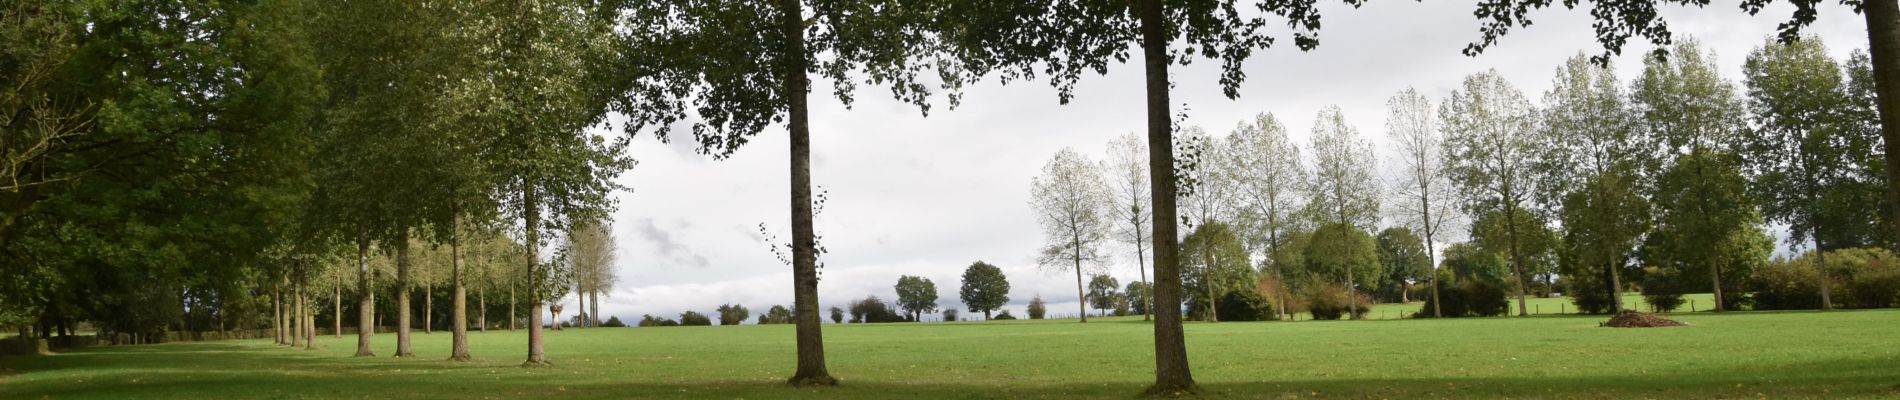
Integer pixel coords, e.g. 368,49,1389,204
578,2,1874,323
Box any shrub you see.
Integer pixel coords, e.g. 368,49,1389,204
1306,285,1369,320
993,310,1017,320
679,311,712,326
1414,279,1509,318
1641,267,1686,313
1215,290,1278,321
600,316,627,328
848,296,904,323
1026,296,1047,319
829,306,844,324
942,309,959,322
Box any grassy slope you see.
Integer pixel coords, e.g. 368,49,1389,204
2,308,1896,399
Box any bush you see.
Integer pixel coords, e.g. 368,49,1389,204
1843,249,1900,309
637,314,679,327
1215,290,1278,321
1306,285,1369,320
994,310,1017,320
1641,267,1686,313
848,296,904,323
715,304,749,326
1027,296,1047,319
600,316,627,328
679,311,712,326
942,309,959,322
1414,279,1509,318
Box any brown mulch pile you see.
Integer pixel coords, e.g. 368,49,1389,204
1601,310,1687,328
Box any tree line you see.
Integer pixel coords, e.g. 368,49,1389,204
6,0,1898,394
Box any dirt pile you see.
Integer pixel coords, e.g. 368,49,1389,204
1601,310,1687,328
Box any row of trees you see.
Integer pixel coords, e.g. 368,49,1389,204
9,0,1896,393
1034,35,1886,322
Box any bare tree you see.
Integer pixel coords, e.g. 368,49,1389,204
1031,148,1112,323
1385,89,1460,317
1225,113,1307,318
1103,133,1153,321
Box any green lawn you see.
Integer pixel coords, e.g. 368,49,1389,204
3,309,1898,399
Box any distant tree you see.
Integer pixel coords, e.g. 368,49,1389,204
1471,208,1559,297
757,305,794,325
679,311,712,326
1307,106,1382,230
1031,148,1112,323
848,297,903,323
601,316,627,328
1125,281,1153,316
1385,88,1459,317
1304,223,1381,318
959,261,1011,320
1558,171,1650,313
994,310,1017,321
1103,133,1154,321
1442,70,1541,316
1087,275,1121,316
1181,222,1254,321
1376,228,1431,303
1226,112,1309,319
893,276,939,322
1441,243,1511,287
715,304,750,326
941,309,959,322
1027,296,1048,320
828,306,844,324
1646,149,1769,311
568,220,618,328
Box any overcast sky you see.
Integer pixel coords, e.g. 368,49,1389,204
578,2,1873,322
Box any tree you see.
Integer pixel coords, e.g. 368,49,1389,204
1742,36,1883,310
1027,296,1048,320
1471,208,1560,297
1558,171,1651,313
1125,281,1153,316
958,261,1010,320
848,297,903,323
1308,106,1382,230
1227,112,1308,318
568,220,619,328
1087,275,1121,316
893,276,939,322
1030,148,1112,323
716,304,751,326
1535,54,1652,314
1631,39,1752,310
1462,0,1900,255
758,305,794,324
1304,223,1381,318
1384,88,1458,317
941,0,1368,390
619,0,970,385
828,306,844,324
1181,222,1254,321
1442,70,1541,316
1376,228,1430,303
942,309,959,322
679,311,712,326
1647,149,1766,311
1104,133,1154,321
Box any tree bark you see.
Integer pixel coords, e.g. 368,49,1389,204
275,280,285,345
1202,246,1218,322
780,0,836,386
1865,0,1900,254
524,184,549,367
510,285,517,331
576,288,586,328
333,273,341,338
303,281,315,350
291,281,303,348
481,287,489,332
1709,258,1725,312
1074,237,1089,323
1139,0,1194,393
426,282,434,333
1815,237,1834,310
451,213,472,361
1607,261,1623,313
1505,203,1530,317
590,290,600,328
395,235,414,357
355,235,376,357
1137,241,1151,321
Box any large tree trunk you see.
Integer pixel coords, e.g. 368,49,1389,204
1709,258,1725,312
481,287,489,333
333,274,341,338
303,281,315,350
1866,0,1900,253
590,290,600,328
780,0,836,386
1074,246,1089,323
509,285,517,331
426,282,434,333
275,281,285,345
451,213,471,361
1137,242,1150,321
1505,204,1529,317
1607,261,1623,313
395,235,414,357
1202,248,1218,322
291,282,303,348
1815,237,1834,310
355,236,376,357
524,184,549,367
1139,0,1194,393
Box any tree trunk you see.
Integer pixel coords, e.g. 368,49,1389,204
590,290,600,328
303,281,315,350
1401,281,1410,303
1346,266,1357,320
1505,205,1529,317
426,282,434,333
1865,0,1900,252
275,281,285,345
524,184,549,367
780,0,836,386
395,235,414,357
1709,258,1725,312
1074,246,1089,323
481,287,489,333
1137,241,1151,321
291,282,303,348
1140,0,1194,393
333,272,341,338
1607,261,1623,313
451,213,471,361
1815,237,1834,310
1202,247,1218,322
355,236,376,357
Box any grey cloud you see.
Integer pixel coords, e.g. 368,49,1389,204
634,217,712,269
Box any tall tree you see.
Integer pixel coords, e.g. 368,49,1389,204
1375,227,1430,303
893,275,939,322
1385,89,1457,317
1558,171,1650,313
1103,133,1154,320
1304,223,1381,317
619,0,965,385
568,220,618,328
1442,70,1541,316
1742,36,1882,310
1308,106,1382,230
1462,0,1900,253
1648,149,1765,311
958,261,1010,320
1631,39,1751,310
1228,112,1307,318
1031,148,1112,323
1536,54,1651,313
939,0,1366,391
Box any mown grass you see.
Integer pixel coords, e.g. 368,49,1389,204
3,307,1896,399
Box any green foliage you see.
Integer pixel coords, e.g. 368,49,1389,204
894,275,939,321
1441,243,1509,287
828,307,844,324
941,309,959,322
1755,248,1900,310
1087,275,1120,315
1305,285,1369,320
1214,290,1278,322
600,316,627,328
1124,281,1152,316
1471,208,1558,293
1302,223,1380,293
1415,273,1510,318
1376,227,1430,302
1557,170,1649,311
679,311,713,326
759,305,795,325
637,314,679,327
1644,149,1771,310
992,310,1017,321
715,304,750,326
848,297,904,324
959,261,1010,318
1183,222,1257,319
1027,296,1047,320
1741,36,1888,251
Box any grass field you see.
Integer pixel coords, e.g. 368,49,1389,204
3,307,1897,399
